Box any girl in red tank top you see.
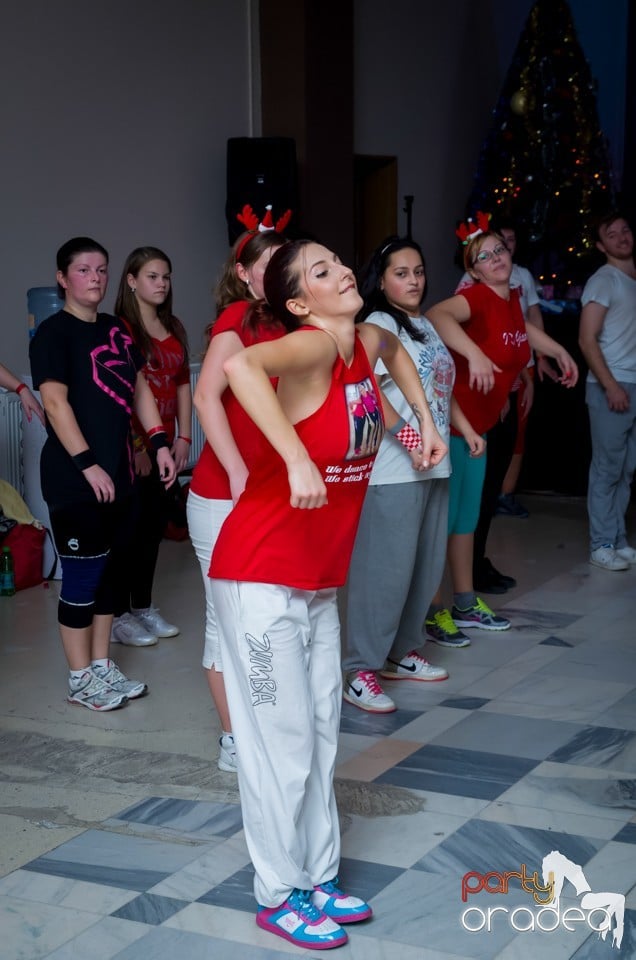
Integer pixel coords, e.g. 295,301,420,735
186,228,287,774
209,239,447,950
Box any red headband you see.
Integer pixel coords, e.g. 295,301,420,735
456,211,491,245
235,204,292,260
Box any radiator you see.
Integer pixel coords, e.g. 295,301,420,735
0,391,24,494
0,368,204,495
187,362,205,471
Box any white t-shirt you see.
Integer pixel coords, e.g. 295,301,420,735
581,264,636,383
365,311,454,485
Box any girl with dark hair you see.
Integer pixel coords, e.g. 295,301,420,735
110,247,191,646
29,237,176,712
187,228,287,773
342,236,484,713
209,238,446,950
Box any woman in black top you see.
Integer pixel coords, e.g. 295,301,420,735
29,237,176,712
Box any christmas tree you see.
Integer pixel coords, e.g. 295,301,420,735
466,0,614,295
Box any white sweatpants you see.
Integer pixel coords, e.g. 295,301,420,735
185,491,233,669
211,578,342,907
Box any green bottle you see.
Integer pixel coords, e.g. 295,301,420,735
1,545,16,596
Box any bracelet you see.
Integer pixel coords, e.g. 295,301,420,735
16,383,28,395
388,416,406,436
177,435,192,444
146,424,165,438
72,449,97,471
133,435,146,452
149,431,169,453
395,423,421,452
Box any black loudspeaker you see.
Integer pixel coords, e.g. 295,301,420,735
226,137,299,245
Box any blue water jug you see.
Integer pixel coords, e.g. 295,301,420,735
28,286,64,338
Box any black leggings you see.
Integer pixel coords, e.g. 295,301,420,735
50,497,135,628
113,457,170,614
473,396,518,578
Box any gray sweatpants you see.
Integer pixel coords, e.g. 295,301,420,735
340,478,448,674
586,380,636,551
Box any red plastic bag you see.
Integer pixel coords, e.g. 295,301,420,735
3,523,46,591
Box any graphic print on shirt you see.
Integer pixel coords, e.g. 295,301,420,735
420,342,454,433
246,632,277,706
345,377,383,459
90,326,137,414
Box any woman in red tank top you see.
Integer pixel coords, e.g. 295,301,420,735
186,228,287,774
209,239,446,950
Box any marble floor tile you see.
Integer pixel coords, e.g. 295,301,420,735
438,697,491,710
339,809,470,868
336,731,382,765
496,762,636,825
430,713,583,761
410,818,602,877
38,916,149,960
547,726,636,774
479,674,633,723
593,691,636,731
111,797,244,839
339,703,422,736
0,896,99,960
335,737,422,781
388,705,468,743
375,745,537,800
148,836,250,901
0,869,137,913
353,869,518,957
613,822,636,844
196,863,256,912
533,646,636,685
110,891,189,924
110,923,292,960
477,800,631,841
570,909,636,958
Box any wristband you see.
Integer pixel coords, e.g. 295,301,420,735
395,423,421,452
16,383,28,395
72,449,97,471
149,431,169,453
177,435,192,444
147,424,165,438
388,416,406,436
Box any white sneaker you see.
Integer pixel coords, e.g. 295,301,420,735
343,670,396,713
380,650,449,682
589,545,630,571
91,659,148,699
111,612,158,646
68,670,127,711
132,606,179,638
615,544,636,564
218,733,237,773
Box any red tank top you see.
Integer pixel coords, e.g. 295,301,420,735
189,301,285,499
210,330,384,589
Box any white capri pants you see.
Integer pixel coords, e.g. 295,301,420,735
211,578,342,907
186,490,233,669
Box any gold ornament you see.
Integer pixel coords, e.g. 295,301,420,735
510,90,528,115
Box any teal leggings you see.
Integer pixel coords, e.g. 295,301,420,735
448,435,487,535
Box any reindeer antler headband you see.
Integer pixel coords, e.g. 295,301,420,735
455,211,492,245
235,204,292,260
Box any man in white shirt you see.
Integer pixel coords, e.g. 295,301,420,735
579,213,636,571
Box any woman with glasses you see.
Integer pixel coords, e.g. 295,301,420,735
423,221,578,645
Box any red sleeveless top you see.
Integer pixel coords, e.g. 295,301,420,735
210,329,383,589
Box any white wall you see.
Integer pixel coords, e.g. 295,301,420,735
0,0,256,376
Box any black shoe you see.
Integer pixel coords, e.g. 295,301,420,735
484,558,517,590
473,572,508,595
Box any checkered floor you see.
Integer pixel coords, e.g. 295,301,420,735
1,497,635,959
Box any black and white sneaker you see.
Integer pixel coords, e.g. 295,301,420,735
343,670,396,713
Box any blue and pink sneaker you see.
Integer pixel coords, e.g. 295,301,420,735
312,876,373,923
256,888,348,949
